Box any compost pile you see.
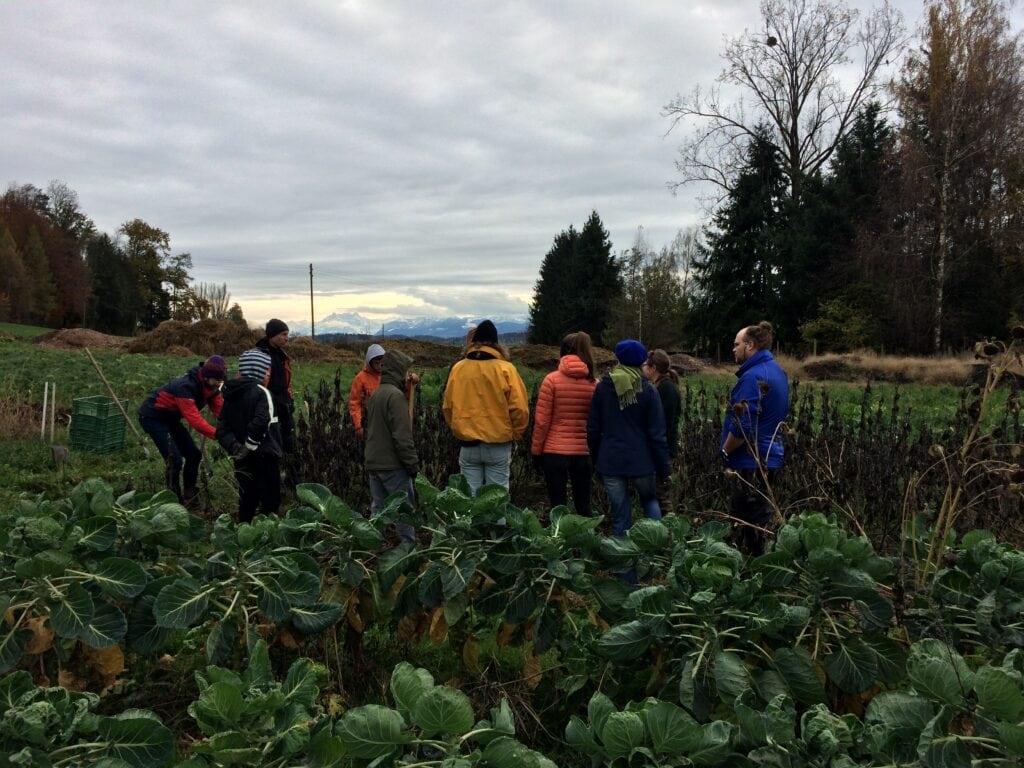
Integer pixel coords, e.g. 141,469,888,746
35,328,127,351
127,319,258,357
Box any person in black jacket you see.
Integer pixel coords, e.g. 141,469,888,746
216,348,283,522
255,319,295,484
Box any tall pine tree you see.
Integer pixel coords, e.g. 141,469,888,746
689,128,788,355
528,211,622,346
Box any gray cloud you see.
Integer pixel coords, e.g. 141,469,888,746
2,0,1005,321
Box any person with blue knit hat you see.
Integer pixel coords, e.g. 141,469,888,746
138,355,226,507
216,348,283,521
587,339,670,538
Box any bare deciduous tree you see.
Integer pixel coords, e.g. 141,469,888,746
664,0,904,203
195,282,231,320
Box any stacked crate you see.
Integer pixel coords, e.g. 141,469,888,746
70,396,127,453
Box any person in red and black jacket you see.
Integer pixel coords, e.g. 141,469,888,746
138,355,226,506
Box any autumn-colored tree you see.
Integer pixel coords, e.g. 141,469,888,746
894,0,1024,351
0,224,33,322
118,218,173,330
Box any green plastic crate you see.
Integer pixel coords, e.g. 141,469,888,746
70,396,128,453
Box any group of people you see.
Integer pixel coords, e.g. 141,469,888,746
137,314,789,553
138,319,294,522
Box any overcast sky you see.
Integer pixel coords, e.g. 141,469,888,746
3,1,1021,327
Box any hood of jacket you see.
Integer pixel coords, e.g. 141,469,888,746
380,350,413,389
222,377,259,403
558,354,591,380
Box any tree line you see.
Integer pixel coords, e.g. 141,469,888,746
0,181,244,335
531,0,1024,357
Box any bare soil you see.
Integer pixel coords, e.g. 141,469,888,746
35,328,127,351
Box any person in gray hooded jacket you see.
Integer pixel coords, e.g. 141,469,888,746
364,349,419,542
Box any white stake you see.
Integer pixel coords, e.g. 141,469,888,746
50,382,56,442
41,382,49,440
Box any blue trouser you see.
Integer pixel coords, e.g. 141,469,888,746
139,415,202,501
369,468,417,543
602,474,661,537
458,442,512,495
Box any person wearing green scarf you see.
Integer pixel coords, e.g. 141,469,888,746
587,339,671,538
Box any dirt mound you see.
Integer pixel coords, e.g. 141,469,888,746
36,328,127,351
127,319,258,356
331,339,463,369
669,353,709,376
164,344,195,357
288,336,360,364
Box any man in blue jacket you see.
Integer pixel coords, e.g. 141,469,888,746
720,321,789,554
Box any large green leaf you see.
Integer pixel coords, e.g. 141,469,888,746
773,647,826,706
863,691,936,763
588,692,616,737
126,596,170,655
335,704,408,759
907,640,973,707
481,736,558,768
189,681,244,734
296,483,335,513
917,707,970,768
290,603,343,635
283,659,323,710
96,716,175,768
412,685,475,737
391,662,433,718
600,711,645,758
90,558,148,600
0,671,34,716
596,620,652,661
77,516,117,551
80,602,128,648
440,558,477,600
688,720,734,766
0,625,29,674
643,701,701,755
825,636,878,693
629,519,669,553
974,666,1024,722
193,729,261,765
277,570,321,608
153,578,212,629
49,583,95,639
714,650,753,704
255,575,290,622
565,715,601,755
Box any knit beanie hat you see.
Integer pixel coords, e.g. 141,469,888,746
201,355,227,381
265,318,289,339
614,340,648,367
472,319,498,344
365,343,386,365
238,349,272,381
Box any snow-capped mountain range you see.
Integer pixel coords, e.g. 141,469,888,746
287,313,529,339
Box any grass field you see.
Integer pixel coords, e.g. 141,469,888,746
0,321,56,338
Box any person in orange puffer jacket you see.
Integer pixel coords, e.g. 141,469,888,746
531,332,598,516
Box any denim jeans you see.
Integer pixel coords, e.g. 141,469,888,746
602,474,661,537
458,443,511,495
542,454,593,516
369,468,417,543
139,415,202,501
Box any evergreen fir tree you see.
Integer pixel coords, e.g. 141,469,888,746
689,128,788,355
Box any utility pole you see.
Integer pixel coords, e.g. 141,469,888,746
309,263,315,340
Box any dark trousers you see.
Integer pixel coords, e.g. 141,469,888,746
541,454,593,516
729,467,781,556
235,453,281,523
140,415,202,501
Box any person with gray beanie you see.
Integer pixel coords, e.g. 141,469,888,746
216,348,283,522
364,349,420,542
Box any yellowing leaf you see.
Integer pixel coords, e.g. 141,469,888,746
429,607,448,643
58,669,88,692
523,653,543,689
84,644,125,693
462,635,480,673
24,616,55,654
497,622,518,647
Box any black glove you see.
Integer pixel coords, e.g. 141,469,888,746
231,442,251,461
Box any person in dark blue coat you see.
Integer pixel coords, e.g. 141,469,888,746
587,339,670,537
720,321,790,554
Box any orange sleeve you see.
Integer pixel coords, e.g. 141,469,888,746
177,397,216,439
348,371,366,430
531,374,555,455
